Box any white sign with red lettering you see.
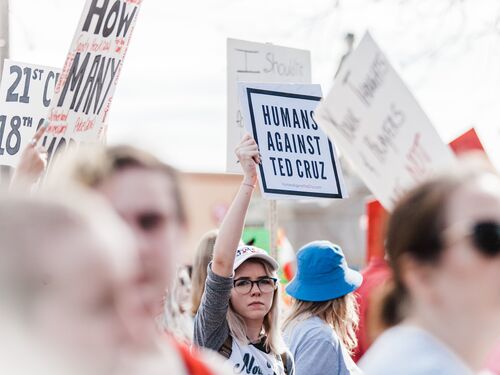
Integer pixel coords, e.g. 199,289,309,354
44,0,142,163
227,38,311,173
314,32,455,210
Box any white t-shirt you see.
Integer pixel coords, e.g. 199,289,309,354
359,325,474,375
229,338,286,375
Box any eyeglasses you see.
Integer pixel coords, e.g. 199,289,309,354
443,220,500,257
233,277,278,295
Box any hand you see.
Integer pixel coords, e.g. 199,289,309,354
11,125,48,187
235,133,260,185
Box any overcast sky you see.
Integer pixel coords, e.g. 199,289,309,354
8,0,500,171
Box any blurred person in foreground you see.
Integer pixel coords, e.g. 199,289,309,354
47,144,232,375
360,160,500,374
0,192,145,374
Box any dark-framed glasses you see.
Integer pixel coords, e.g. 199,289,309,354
444,220,500,257
233,277,278,295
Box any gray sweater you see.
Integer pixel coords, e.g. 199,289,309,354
193,264,232,351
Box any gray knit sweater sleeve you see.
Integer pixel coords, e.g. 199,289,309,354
193,263,232,351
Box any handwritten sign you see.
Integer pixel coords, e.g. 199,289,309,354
44,0,142,162
314,32,455,210
0,60,60,167
238,83,347,200
227,38,311,173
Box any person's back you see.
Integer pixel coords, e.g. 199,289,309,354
283,241,362,375
284,316,354,375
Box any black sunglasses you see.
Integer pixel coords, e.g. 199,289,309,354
444,220,500,257
471,221,500,256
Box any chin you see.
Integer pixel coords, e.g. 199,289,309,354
244,310,268,320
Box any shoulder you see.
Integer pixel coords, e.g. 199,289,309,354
285,316,342,357
288,316,341,344
360,326,473,375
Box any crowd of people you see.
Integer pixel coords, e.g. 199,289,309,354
1,127,499,374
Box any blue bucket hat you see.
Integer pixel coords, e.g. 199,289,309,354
286,241,363,302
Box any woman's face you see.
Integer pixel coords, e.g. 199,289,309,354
230,261,275,322
97,167,184,316
433,174,500,318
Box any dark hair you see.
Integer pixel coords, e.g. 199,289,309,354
382,164,497,326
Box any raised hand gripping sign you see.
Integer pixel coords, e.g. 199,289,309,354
227,38,311,173
0,60,60,167
238,83,347,200
44,0,142,163
314,32,455,210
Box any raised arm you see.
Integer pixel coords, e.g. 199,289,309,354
10,124,48,191
211,134,260,277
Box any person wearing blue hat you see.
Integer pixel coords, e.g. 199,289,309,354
283,241,363,375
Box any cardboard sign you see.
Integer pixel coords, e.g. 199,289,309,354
0,60,60,167
314,32,455,210
44,0,142,161
227,38,311,173
238,83,347,200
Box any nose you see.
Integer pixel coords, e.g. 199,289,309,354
250,282,261,296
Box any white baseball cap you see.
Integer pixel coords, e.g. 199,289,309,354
233,245,279,271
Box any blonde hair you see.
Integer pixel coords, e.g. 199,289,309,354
227,259,285,355
191,230,218,316
283,293,359,353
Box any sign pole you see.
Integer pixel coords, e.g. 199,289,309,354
268,200,278,259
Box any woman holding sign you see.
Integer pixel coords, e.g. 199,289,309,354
193,134,294,375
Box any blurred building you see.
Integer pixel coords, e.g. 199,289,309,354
180,157,371,269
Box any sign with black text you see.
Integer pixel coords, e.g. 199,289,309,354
227,38,311,173
314,33,455,210
44,0,142,162
0,60,60,167
238,83,347,200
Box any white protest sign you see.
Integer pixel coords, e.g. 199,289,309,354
227,38,311,173
476,125,500,172
238,83,347,200
0,60,60,167
44,0,142,162
314,32,455,210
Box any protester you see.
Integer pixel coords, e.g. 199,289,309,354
360,162,500,374
191,229,218,316
50,144,231,375
9,125,47,190
283,241,362,374
0,192,139,374
163,265,195,344
193,134,294,374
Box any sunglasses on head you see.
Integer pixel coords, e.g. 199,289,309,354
444,220,500,256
